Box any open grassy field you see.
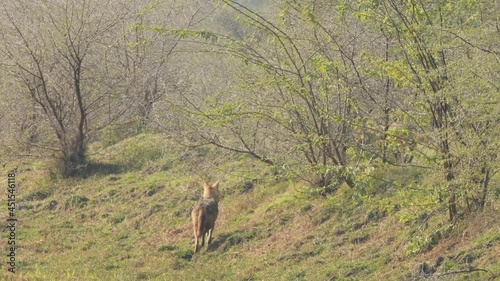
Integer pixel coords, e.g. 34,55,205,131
2,134,499,280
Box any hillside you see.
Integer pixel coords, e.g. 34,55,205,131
2,134,499,281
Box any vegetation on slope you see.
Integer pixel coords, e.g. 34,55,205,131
1,134,498,280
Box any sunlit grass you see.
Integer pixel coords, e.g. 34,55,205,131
4,133,498,281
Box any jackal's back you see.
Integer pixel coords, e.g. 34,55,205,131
192,181,220,253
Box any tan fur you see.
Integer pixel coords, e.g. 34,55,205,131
191,181,219,253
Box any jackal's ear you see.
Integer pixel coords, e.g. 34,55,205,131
212,181,219,189
204,182,210,189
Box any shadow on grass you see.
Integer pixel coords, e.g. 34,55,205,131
207,230,257,252
207,233,232,252
67,162,122,178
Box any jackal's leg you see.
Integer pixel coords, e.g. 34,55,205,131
194,235,200,253
201,232,205,247
207,227,214,245
192,210,200,253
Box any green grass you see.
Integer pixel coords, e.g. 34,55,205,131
2,133,499,280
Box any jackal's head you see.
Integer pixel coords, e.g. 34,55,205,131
202,181,219,201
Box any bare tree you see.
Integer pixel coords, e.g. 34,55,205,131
1,0,131,175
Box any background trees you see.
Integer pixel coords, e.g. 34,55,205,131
0,0,206,173
166,0,498,213
355,0,499,219
1,0,497,215
1,0,134,174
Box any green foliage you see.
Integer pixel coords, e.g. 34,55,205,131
2,0,499,278
66,195,89,209
97,134,170,172
134,0,160,17
5,134,499,281
405,222,455,256
173,249,194,260
111,214,126,224
98,122,142,148
474,231,500,249
158,245,177,252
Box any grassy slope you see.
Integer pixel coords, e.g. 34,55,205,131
1,134,499,280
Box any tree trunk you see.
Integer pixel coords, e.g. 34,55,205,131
479,167,490,211
443,147,457,220
63,59,87,176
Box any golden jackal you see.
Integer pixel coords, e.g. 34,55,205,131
191,181,219,253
